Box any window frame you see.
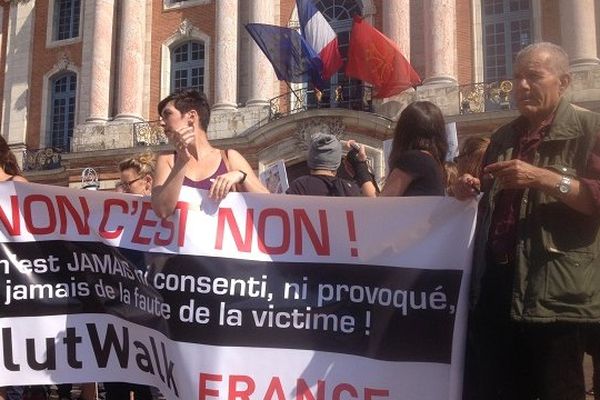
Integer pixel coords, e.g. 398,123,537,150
481,0,533,82
161,26,211,102
170,40,206,94
46,0,83,47
47,71,78,152
163,0,211,11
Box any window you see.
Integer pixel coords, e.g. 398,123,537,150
307,0,363,108
170,40,205,93
49,73,77,151
53,0,81,41
164,0,210,10
482,0,532,81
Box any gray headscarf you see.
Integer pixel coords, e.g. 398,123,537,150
307,133,342,170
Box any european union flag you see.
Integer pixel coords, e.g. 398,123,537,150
245,23,324,86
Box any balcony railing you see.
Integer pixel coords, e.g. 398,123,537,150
269,85,374,120
22,147,62,171
459,80,517,115
133,120,168,146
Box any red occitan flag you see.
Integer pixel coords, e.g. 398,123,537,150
345,16,421,98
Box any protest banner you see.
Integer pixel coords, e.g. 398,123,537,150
0,182,477,400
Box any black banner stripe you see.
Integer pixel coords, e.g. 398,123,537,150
0,241,461,363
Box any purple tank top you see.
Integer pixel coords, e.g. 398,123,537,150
182,158,228,190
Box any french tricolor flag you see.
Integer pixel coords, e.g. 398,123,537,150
296,0,343,82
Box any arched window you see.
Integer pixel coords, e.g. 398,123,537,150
53,0,81,41
171,40,205,93
48,72,77,151
482,0,532,81
308,0,363,108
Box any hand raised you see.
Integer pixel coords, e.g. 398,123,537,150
167,126,195,161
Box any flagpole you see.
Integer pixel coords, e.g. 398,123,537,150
283,80,305,109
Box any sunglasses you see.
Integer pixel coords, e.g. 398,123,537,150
117,177,144,192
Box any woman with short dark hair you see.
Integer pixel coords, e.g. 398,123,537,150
152,89,268,218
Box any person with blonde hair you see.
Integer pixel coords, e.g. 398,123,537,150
454,136,490,182
117,151,156,195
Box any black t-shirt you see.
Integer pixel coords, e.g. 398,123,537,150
286,175,362,197
392,150,445,196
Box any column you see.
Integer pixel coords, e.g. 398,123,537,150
559,0,600,69
423,0,457,85
86,0,115,122
115,0,146,120
247,0,275,107
383,0,410,59
213,0,239,111
1,0,35,154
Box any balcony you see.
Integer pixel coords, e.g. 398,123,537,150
22,147,62,171
269,85,374,120
133,120,168,146
458,80,517,115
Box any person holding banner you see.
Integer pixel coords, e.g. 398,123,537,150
454,136,490,179
117,151,156,195
0,136,27,183
151,89,268,217
348,101,447,197
454,42,600,400
0,136,27,400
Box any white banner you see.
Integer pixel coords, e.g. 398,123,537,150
0,182,477,400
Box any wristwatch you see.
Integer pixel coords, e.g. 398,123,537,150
556,175,572,195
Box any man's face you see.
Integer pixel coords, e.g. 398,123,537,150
513,50,568,122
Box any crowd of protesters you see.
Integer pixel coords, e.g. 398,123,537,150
3,41,600,400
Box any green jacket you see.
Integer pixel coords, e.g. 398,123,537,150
472,98,600,322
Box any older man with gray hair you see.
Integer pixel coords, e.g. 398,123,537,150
455,42,600,399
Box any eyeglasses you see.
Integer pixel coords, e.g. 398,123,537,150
116,177,143,192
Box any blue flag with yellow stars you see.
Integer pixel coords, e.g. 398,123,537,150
245,23,325,87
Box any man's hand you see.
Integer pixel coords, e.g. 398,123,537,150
453,174,481,200
484,159,553,190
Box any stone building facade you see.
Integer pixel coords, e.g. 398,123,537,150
1,0,600,188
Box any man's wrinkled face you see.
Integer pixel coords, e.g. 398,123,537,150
513,50,568,122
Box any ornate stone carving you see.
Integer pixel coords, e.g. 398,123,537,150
56,53,73,71
295,117,346,150
81,167,100,190
178,19,195,37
